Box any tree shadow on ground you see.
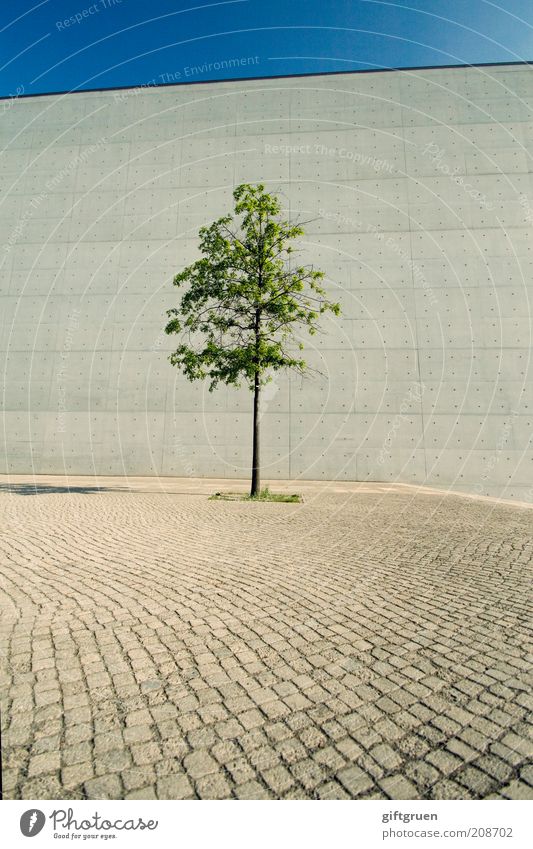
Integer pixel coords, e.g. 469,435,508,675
0,484,130,495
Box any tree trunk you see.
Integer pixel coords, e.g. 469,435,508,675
251,371,260,497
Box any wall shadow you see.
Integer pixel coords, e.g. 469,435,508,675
0,484,130,495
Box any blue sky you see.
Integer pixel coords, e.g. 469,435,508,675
1,0,533,97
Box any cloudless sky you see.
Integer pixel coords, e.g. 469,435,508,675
1,0,533,98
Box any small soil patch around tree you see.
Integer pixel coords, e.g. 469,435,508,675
209,486,301,503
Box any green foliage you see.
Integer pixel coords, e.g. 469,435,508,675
209,487,302,503
165,183,340,391
251,486,301,502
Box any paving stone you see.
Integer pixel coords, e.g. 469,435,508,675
431,779,473,800
21,776,65,799
379,775,419,799
520,765,533,786
456,766,497,797
290,759,326,791
95,748,132,775
425,749,462,776
499,733,533,759
130,742,161,767
298,725,328,750
1,770,19,793
125,787,157,799
62,763,94,789
226,757,256,784
446,739,479,763
262,764,295,794
284,693,312,711
316,781,351,799
260,700,291,720
285,787,313,799
500,780,533,800
28,752,60,777
312,745,346,771
490,742,524,767
122,766,157,792
183,749,218,779
196,773,233,799
336,737,364,760
239,709,264,730
405,760,441,789
1,482,531,802
286,711,314,732
33,734,61,755
516,693,533,711
187,727,217,749
369,742,403,771
474,755,513,783
459,727,491,753
349,725,382,749
215,718,243,739
235,780,272,799
276,738,308,765
212,740,240,765
84,775,123,799
337,765,374,796
239,729,269,753
62,742,93,767
265,722,292,743
124,725,155,745
93,731,124,753
249,746,281,771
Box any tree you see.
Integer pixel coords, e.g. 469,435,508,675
165,183,340,497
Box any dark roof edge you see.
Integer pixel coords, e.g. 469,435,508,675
1,59,532,102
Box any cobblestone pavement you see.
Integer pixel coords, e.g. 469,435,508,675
1,477,532,800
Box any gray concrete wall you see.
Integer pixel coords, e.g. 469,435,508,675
1,64,532,499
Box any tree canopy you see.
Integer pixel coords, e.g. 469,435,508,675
165,183,340,391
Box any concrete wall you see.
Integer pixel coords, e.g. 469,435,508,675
1,64,532,499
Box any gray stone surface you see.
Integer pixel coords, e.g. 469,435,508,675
0,476,531,800
1,64,533,498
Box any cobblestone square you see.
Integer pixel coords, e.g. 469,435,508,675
1,477,532,800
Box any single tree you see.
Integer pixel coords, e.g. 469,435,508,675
165,183,340,497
